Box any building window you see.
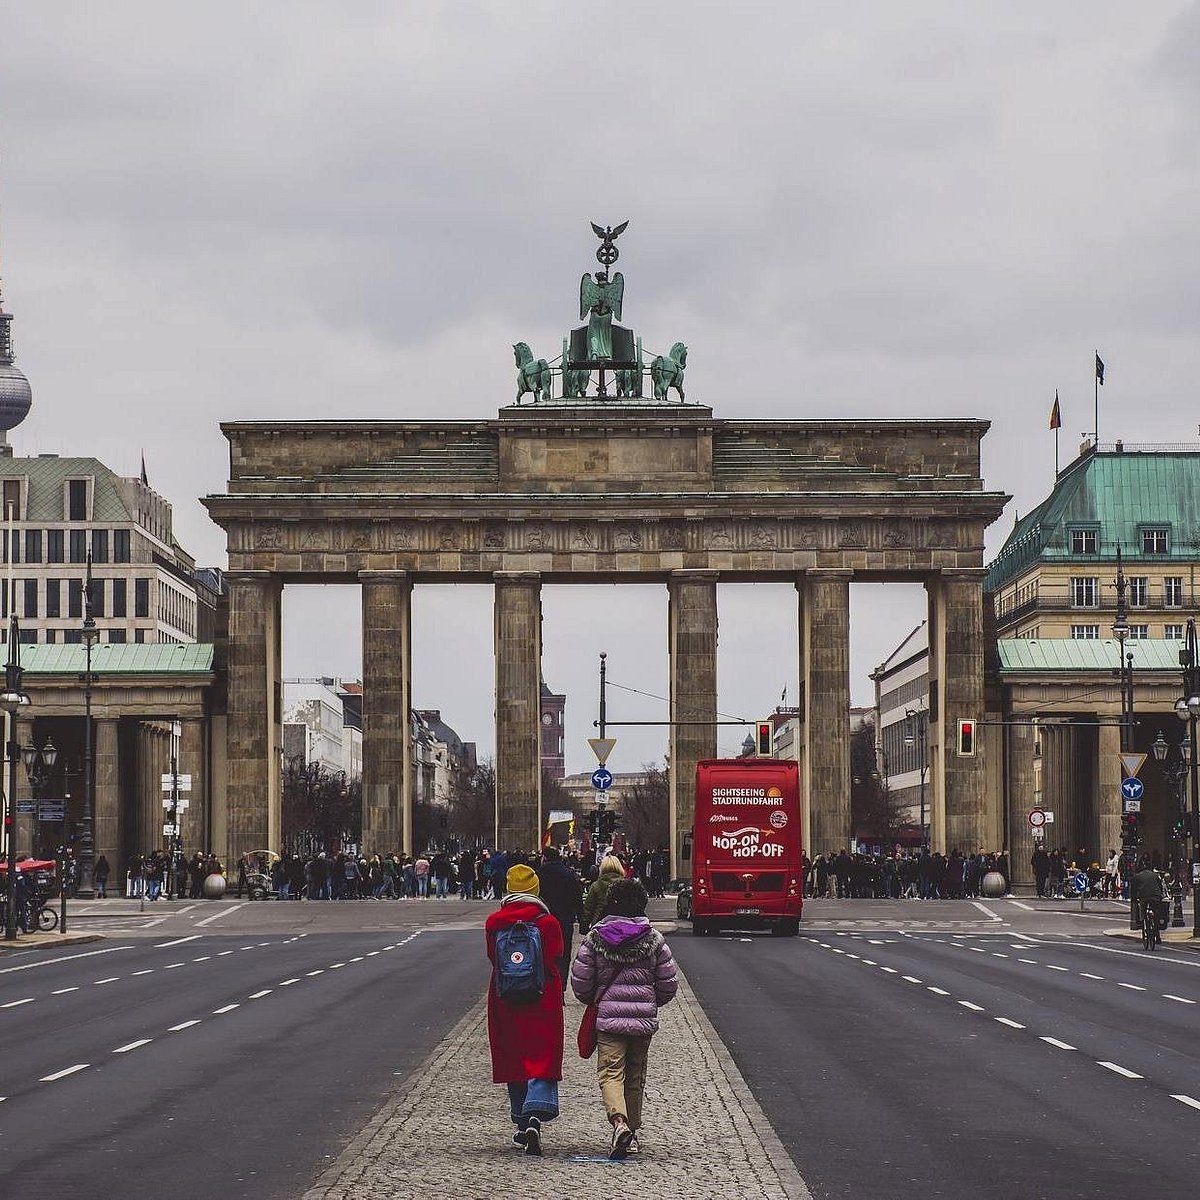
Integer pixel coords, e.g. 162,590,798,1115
18,629,34,645
24,529,41,563
47,529,64,563
64,629,82,645
91,529,109,564
45,579,61,618
134,628,145,644
1141,527,1169,554
23,579,36,620
1071,624,1100,639
90,578,105,617
2,479,21,521
1128,624,1149,640
69,530,87,563
1069,528,1097,555
1166,623,1185,640
67,479,88,521
114,529,131,563
108,628,126,644
44,629,56,644
1164,577,1184,607
112,578,127,618
1070,577,1098,607
134,578,150,618
1128,577,1148,606
68,579,83,619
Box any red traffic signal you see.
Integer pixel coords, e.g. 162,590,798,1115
957,719,976,757
756,721,772,756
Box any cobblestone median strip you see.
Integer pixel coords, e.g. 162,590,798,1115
303,964,811,1200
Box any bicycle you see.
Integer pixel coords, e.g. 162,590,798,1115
1141,900,1160,951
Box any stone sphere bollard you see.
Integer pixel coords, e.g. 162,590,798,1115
981,870,1006,898
203,873,227,900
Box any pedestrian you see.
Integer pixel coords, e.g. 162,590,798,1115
570,877,678,1159
93,854,110,899
485,863,565,1156
414,853,431,898
582,854,627,931
537,846,584,993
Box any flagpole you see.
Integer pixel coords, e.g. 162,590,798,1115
1055,425,1059,476
1094,349,1099,446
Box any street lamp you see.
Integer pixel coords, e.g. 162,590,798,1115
1111,547,1139,928
903,706,928,848
76,551,99,898
21,738,62,931
1,607,31,940
1172,618,1200,937
1151,730,1189,927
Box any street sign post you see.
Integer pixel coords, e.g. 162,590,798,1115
1123,799,1142,814
161,774,192,792
591,767,613,792
587,738,616,766
1028,808,1046,829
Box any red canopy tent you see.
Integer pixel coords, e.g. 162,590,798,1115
0,859,56,873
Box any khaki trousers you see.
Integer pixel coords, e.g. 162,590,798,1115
596,1031,652,1130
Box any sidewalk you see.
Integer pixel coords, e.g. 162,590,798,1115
0,931,102,954
304,966,811,1200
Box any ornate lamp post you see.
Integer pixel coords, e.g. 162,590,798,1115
1,608,31,940
1111,548,1139,929
21,738,60,930
903,706,928,848
1152,730,1189,927
1172,619,1200,937
76,552,99,898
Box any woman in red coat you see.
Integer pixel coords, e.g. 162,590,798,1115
485,863,565,1156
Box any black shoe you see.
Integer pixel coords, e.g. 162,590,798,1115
610,1120,634,1160
524,1116,542,1156
511,1127,528,1149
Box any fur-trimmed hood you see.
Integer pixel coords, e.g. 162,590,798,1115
587,915,662,964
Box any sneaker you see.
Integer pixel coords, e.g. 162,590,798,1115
511,1127,528,1149
627,1134,640,1155
610,1120,634,1160
524,1115,542,1156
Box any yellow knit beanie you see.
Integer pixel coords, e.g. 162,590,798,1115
506,863,540,897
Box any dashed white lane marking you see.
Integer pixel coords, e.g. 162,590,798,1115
1118,982,1146,992
366,951,379,957
1008,900,1036,911
861,959,876,965
51,987,79,995
0,945,131,974
164,963,185,970
1172,1094,1200,1111
240,946,255,951
868,939,886,945
132,969,155,976
306,969,324,976
1164,994,1196,1004
113,1039,152,1053
329,963,346,969
969,947,986,953
928,987,950,996
41,1064,88,1082
1098,1061,1143,1079
168,1020,201,1032
1040,1037,1076,1051
93,977,120,985
995,1018,1025,1029
1046,965,1070,972
155,935,203,948
844,953,860,960
256,942,270,947
880,966,898,974
1080,973,1104,980
992,953,1009,958
217,951,234,957
248,989,272,999
1018,958,1038,965
902,975,922,984
959,1001,985,1012
212,1004,239,1014
1,997,34,1008
349,956,364,963
192,956,210,962
280,978,300,986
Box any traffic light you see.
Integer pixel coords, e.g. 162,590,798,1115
1121,811,1141,848
756,721,772,756
956,719,976,757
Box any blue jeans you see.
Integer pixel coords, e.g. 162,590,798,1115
417,875,429,897
506,1079,560,1127
436,876,449,898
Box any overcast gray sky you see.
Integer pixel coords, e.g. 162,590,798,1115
3,2,1199,773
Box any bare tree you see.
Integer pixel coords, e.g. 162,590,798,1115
850,720,906,848
620,763,670,849
448,758,496,848
282,759,361,856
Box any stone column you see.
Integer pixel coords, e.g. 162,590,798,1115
1097,717,1122,864
226,571,283,866
92,718,120,867
178,717,206,854
933,570,988,853
795,580,811,856
668,571,718,877
360,571,412,854
1007,718,1036,887
801,571,851,856
494,572,542,852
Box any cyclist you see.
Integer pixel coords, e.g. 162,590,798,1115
1129,858,1167,947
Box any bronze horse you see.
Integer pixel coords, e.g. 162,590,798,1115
513,342,552,403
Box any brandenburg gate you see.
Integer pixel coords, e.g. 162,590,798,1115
203,225,1008,872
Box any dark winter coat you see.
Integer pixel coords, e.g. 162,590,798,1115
537,859,584,938
570,915,678,1037
485,896,565,1083
581,865,626,932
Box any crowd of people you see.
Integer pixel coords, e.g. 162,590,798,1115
803,849,1011,899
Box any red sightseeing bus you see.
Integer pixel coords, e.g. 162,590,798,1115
680,758,802,937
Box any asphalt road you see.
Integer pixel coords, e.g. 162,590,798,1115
673,912,1200,1199
0,922,488,1196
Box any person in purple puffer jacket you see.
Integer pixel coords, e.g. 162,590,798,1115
569,877,678,1159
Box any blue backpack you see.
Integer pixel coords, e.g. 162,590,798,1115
494,919,545,1004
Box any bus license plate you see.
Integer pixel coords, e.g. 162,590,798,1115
735,907,761,915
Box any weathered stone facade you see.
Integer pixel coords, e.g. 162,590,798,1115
204,402,1008,870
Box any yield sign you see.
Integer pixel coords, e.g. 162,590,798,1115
587,737,617,765
1120,752,1147,779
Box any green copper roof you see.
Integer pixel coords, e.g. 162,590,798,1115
0,455,135,523
997,637,1185,674
987,446,1200,591
21,643,215,675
